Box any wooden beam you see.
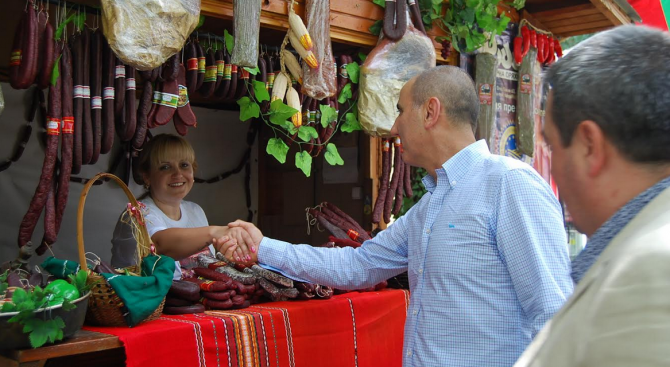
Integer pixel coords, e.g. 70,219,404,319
543,13,608,28
200,0,454,62
521,10,551,33
532,3,597,20
559,25,613,37
550,20,612,34
589,0,632,26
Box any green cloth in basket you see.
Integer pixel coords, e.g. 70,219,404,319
102,254,174,327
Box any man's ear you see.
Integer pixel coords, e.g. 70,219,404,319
424,96,441,130
574,120,607,178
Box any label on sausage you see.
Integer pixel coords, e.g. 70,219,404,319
383,140,390,152
73,85,85,98
231,65,238,74
47,117,61,136
103,87,115,100
198,57,206,73
159,93,179,109
62,117,74,134
478,83,493,105
115,65,126,79
82,86,90,98
241,69,250,80
126,78,136,90
187,58,198,71
267,73,275,89
92,96,102,109
216,60,225,77
153,91,162,104
178,85,190,108
347,229,360,241
205,66,217,82
223,64,232,80
10,50,22,66
394,137,402,147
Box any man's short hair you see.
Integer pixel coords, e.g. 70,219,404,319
545,25,670,164
411,65,479,132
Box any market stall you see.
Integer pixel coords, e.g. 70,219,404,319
0,0,637,365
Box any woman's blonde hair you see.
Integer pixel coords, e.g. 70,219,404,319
138,134,198,177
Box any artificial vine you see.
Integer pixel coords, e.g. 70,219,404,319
370,0,526,54
236,62,362,177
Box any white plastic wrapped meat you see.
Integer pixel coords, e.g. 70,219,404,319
301,0,337,100
358,12,436,137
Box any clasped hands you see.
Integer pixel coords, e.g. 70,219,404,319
211,220,262,265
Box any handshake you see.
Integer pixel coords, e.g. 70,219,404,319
212,220,263,265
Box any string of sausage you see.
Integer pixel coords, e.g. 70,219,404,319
9,2,39,90
17,55,61,249
40,45,62,252
89,30,103,164
41,42,75,254
372,139,391,224
382,0,407,41
81,28,93,165
100,37,115,154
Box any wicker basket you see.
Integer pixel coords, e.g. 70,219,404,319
77,172,165,327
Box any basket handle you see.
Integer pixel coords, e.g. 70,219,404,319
77,173,152,271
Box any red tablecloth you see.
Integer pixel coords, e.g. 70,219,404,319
84,289,409,367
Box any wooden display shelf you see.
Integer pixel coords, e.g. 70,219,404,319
0,330,123,367
525,0,634,37
200,0,458,64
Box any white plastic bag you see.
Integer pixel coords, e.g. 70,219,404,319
101,0,200,71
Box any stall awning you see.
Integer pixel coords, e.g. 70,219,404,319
630,0,670,30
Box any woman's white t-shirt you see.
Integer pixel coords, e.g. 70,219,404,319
111,197,215,280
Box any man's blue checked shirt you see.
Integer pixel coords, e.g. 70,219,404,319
258,140,573,367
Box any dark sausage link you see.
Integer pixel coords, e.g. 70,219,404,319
198,49,216,98
121,66,137,141
185,41,198,93
372,139,391,224
100,38,115,154
89,30,103,164
154,77,178,126
404,162,413,197
114,57,126,116
408,0,427,34
9,3,39,89
176,64,197,127
18,87,59,249
52,42,74,248
382,0,407,41
392,153,405,216
132,81,152,149
223,64,238,101
195,41,205,90
214,53,232,98
37,21,55,90
81,28,93,165
214,49,224,91
39,44,63,250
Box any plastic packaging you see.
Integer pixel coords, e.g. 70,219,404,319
358,12,435,137
230,0,260,68
302,0,337,100
516,46,538,157
100,0,200,71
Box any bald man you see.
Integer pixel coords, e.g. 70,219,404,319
222,66,573,367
